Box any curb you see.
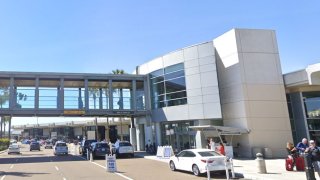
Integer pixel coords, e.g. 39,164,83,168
0,150,7,154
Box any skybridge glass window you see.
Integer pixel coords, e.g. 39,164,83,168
0,78,10,109
16,87,35,108
88,81,109,110
150,63,187,109
39,87,58,109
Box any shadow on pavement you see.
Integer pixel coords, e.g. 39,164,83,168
0,155,85,164
0,171,49,177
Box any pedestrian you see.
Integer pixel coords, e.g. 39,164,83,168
216,142,225,156
286,142,298,159
296,138,308,154
305,140,320,177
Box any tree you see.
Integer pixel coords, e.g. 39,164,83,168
111,69,126,110
111,69,127,141
0,87,9,138
88,87,100,109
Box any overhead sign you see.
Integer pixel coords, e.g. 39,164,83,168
113,111,133,115
63,110,85,115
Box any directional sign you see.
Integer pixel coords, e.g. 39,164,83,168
63,110,85,115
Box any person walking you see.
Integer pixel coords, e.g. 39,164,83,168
305,140,320,177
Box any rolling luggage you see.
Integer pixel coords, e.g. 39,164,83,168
286,157,294,171
295,156,305,171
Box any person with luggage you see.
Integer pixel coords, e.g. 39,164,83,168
305,140,320,177
216,142,225,156
286,142,298,158
296,138,309,154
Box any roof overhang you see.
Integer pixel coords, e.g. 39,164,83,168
189,125,249,135
306,63,320,85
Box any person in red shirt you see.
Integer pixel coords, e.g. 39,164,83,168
216,142,225,155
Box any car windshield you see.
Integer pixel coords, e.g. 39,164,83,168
85,140,97,146
119,142,131,146
97,143,108,148
198,151,221,157
56,143,67,147
10,145,19,148
31,142,39,145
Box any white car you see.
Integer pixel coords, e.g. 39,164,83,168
115,141,134,158
8,143,20,154
53,141,68,155
169,149,231,176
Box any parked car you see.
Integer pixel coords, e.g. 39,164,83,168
22,139,31,144
169,149,231,176
115,141,134,158
8,143,20,154
53,141,68,155
30,142,41,151
90,142,111,159
44,141,53,149
79,139,97,155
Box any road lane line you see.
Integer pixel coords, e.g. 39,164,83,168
75,155,134,180
55,166,59,171
91,161,134,180
0,175,6,180
10,165,14,169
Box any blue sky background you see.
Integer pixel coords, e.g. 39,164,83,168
0,1,319,125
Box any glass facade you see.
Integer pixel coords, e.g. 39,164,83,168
161,121,196,152
303,92,320,144
150,63,187,109
286,94,297,144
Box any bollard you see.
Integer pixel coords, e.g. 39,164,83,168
224,157,230,180
230,158,235,178
90,152,93,162
256,153,267,173
87,149,90,160
303,153,316,180
206,160,210,180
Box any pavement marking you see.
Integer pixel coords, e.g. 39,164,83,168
55,166,59,171
76,155,133,180
91,161,134,180
63,178,67,180
0,175,6,180
10,165,14,169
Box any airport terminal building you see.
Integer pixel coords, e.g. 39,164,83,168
5,28,319,158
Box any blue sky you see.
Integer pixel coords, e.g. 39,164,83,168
0,1,319,75
0,1,319,126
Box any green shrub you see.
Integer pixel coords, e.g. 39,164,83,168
0,138,9,150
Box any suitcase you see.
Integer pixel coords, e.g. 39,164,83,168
295,156,305,171
286,157,294,171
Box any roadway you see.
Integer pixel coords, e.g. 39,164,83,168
0,144,226,180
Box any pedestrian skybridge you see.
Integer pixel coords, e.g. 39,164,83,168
0,71,149,117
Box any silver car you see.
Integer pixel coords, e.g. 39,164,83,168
8,143,20,154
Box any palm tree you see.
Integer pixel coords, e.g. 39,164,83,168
0,87,10,138
111,69,127,141
88,87,100,109
112,69,126,110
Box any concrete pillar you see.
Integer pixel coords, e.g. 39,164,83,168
130,128,137,151
155,122,161,147
195,130,206,149
136,126,141,151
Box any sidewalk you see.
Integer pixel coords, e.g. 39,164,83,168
135,152,308,180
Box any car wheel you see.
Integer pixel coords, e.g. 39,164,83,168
169,161,176,171
192,164,200,176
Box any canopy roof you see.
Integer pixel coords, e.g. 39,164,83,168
189,125,249,135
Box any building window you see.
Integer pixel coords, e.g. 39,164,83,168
150,63,187,109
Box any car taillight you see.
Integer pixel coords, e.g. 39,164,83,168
201,159,214,163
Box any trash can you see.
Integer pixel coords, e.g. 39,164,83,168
263,148,272,159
